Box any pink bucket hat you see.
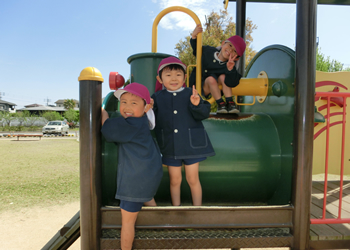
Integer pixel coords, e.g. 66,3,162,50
155,56,187,92
226,35,246,57
114,82,151,104
157,56,187,74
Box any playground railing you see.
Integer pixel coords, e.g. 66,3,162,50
311,91,350,225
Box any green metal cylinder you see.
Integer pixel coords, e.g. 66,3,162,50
154,113,282,205
127,52,172,94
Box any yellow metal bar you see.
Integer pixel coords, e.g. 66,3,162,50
224,0,229,10
152,6,202,95
235,95,256,106
187,64,196,87
231,78,268,96
205,75,268,106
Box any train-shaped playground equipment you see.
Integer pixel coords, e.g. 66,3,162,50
43,1,350,250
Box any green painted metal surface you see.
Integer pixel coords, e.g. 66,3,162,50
101,92,120,206
101,47,295,206
127,52,173,94
242,45,295,204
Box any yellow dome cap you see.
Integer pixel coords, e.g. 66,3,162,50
78,67,104,82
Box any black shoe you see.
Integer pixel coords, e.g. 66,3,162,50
216,102,227,113
204,93,212,100
227,101,239,114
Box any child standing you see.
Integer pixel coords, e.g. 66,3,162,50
152,57,215,206
101,82,163,250
189,24,246,114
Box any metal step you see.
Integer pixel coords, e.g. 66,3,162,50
101,228,293,249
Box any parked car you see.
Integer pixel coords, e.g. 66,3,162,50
42,121,69,135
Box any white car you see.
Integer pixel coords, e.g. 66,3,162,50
42,121,70,135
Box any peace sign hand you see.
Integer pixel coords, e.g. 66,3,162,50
227,53,238,71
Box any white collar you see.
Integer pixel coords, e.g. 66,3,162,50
214,52,226,65
166,87,185,93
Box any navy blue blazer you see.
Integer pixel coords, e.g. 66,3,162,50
101,115,163,202
152,88,215,159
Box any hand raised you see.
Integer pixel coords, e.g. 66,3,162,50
227,54,238,71
190,85,200,106
192,24,203,39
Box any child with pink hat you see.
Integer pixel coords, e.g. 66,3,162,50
101,82,163,250
190,24,247,114
152,57,215,207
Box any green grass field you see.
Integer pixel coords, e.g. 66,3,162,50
0,139,79,211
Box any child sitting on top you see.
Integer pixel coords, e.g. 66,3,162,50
189,24,246,114
101,82,163,250
152,56,215,206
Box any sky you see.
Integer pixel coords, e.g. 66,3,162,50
1,0,349,109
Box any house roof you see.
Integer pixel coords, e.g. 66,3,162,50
55,99,79,104
24,103,43,108
17,106,66,112
17,106,79,112
0,100,16,106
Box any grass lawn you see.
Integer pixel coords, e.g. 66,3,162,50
0,139,79,211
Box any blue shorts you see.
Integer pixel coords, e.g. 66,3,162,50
162,157,207,167
119,200,143,213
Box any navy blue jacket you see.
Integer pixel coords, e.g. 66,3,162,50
152,88,215,159
101,115,163,202
189,38,242,88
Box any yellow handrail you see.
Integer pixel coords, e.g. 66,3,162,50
152,6,203,94
224,0,229,10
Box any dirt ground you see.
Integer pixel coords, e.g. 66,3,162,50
0,201,81,250
0,200,291,250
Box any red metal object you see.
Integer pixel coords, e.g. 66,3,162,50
320,87,345,107
311,91,350,225
109,72,125,90
315,81,348,90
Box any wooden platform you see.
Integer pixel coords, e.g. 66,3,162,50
310,180,350,241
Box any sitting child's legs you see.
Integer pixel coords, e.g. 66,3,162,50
204,75,227,113
218,75,239,113
184,162,202,206
203,76,221,100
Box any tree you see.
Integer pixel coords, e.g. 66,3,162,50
316,47,345,72
63,99,76,110
175,10,257,71
16,110,30,126
42,111,63,122
64,109,78,123
24,113,39,127
2,112,16,126
0,111,5,127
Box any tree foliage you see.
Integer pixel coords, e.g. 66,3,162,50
175,10,257,71
24,113,39,127
42,111,63,122
64,109,79,123
63,99,76,110
316,47,346,72
1,112,17,126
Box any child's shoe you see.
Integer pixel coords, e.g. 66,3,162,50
217,102,228,113
226,101,239,114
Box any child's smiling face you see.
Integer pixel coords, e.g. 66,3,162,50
220,40,240,61
158,68,186,91
119,92,146,118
